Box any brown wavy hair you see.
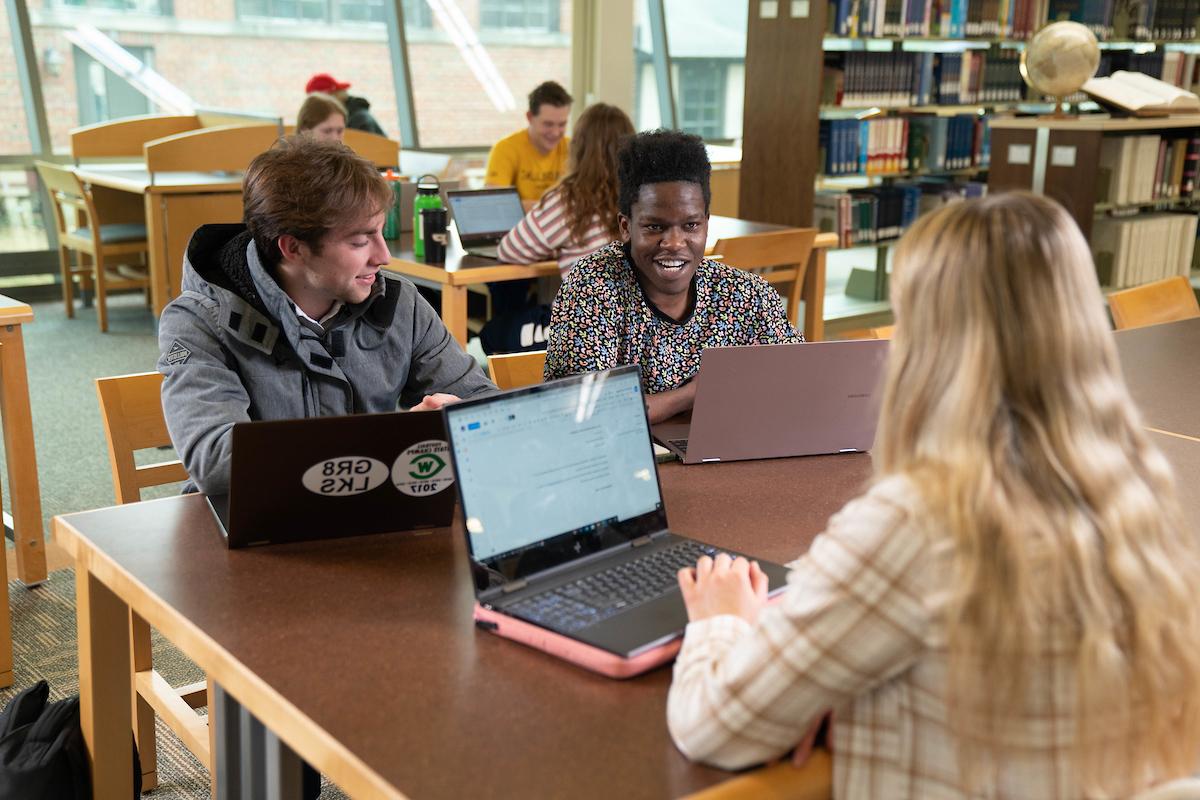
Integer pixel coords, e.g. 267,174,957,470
556,103,634,242
296,92,347,134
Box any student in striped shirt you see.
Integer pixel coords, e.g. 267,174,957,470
667,192,1200,798
497,103,634,277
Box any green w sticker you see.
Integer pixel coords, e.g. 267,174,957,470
408,453,446,479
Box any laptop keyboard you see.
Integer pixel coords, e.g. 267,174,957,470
669,438,689,454
506,540,720,633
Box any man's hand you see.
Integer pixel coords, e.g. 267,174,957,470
411,393,460,412
677,553,769,624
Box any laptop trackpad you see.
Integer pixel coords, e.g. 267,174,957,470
578,591,688,658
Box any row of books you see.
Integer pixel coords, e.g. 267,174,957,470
821,50,1026,107
1097,133,1200,206
827,0,1056,39
827,0,1197,38
1161,50,1200,90
1092,213,1198,288
819,115,991,175
1048,0,1198,39
814,179,988,247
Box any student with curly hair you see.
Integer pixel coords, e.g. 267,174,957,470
667,192,1200,798
496,102,633,277
543,129,801,423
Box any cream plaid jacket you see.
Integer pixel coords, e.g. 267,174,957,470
667,476,1149,799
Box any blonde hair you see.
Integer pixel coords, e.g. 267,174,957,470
878,191,1200,793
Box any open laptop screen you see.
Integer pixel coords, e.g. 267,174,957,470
446,188,525,241
444,367,666,579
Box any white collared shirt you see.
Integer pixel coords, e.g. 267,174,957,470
293,300,343,331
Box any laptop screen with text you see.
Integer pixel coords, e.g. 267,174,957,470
445,368,663,568
446,189,525,240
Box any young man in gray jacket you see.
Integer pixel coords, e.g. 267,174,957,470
157,137,495,496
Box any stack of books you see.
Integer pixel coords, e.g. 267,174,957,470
827,0,1050,38
819,114,991,175
1097,130,1200,206
822,51,1025,108
814,179,988,247
1092,214,1198,288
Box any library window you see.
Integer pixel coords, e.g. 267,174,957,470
677,61,725,140
402,0,434,28
54,0,172,13
237,0,326,22
479,0,559,32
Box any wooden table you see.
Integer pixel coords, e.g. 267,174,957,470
73,165,243,316
55,454,872,799
1113,317,1200,441
386,218,836,345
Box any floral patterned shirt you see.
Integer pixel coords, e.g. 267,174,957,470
544,241,802,392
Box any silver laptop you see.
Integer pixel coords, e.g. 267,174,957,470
445,187,525,259
653,339,889,464
442,366,790,669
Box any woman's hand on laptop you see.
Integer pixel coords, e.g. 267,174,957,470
677,553,769,624
411,393,461,412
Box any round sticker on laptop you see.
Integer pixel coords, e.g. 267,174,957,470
392,439,455,496
301,457,390,496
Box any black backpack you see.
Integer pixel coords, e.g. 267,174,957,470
0,680,140,799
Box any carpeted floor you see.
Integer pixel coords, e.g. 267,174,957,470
0,293,350,797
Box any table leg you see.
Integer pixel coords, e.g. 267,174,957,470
145,193,169,317
803,247,827,343
75,560,134,799
0,324,47,584
0,484,11,689
441,286,469,346
213,682,304,800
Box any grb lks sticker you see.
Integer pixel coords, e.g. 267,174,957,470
301,456,389,496
392,440,454,497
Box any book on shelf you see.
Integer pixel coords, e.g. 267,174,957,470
814,179,986,247
1084,71,1200,115
1092,213,1198,288
819,114,991,176
1097,132,1199,205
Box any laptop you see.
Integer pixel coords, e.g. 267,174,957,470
398,179,460,233
442,366,791,678
208,410,457,548
445,187,525,259
653,339,889,464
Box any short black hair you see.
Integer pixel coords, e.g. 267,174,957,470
528,80,573,116
617,129,711,217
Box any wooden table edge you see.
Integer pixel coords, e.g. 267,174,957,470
51,513,409,800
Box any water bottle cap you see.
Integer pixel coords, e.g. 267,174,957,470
416,173,440,193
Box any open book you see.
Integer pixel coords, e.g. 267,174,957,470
1083,71,1200,115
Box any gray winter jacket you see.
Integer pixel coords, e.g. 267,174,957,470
157,224,495,495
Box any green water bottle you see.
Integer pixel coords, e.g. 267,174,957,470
413,174,442,261
381,169,402,240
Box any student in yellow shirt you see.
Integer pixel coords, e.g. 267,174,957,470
486,81,573,207
485,80,573,316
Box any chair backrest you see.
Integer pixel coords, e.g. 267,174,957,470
487,351,547,391
711,228,818,327
144,124,280,174
1108,276,1200,330
34,162,94,240
70,114,201,160
868,324,895,339
343,129,401,168
95,372,188,504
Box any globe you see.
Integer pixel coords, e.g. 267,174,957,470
1020,21,1101,101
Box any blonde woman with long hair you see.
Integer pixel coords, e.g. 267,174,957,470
666,191,1200,798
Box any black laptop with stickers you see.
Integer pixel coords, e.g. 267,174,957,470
207,410,456,548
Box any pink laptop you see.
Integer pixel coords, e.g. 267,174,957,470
442,366,790,679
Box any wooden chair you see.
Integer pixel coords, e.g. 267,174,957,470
69,114,200,160
487,350,547,390
95,372,207,789
1108,276,1200,330
711,229,818,329
683,751,832,799
35,162,150,332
